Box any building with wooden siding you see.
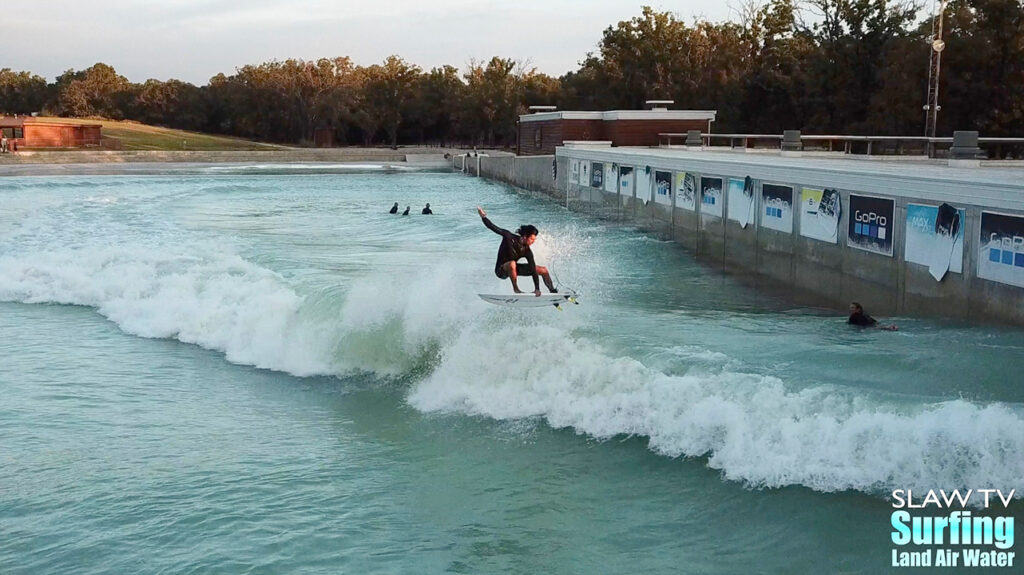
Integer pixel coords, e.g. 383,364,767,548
517,106,716,156
0,117,102,149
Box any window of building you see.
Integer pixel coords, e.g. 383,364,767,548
534,126,542,148
14,128,23,138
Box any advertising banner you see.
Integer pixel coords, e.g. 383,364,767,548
675,172,697,211
979,211,1024,288
761,183,793,234
905,203,965,280
618,166,633,197
727,176,755,228
636,167,653,205
604,163,617,193
799,187,841,244
701,176,723,218
654,171,672,206
848,194,895,256
570,159,579,184
591,162,604,189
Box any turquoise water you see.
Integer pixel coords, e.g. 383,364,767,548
1,166,1021,574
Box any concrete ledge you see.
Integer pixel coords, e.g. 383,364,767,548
0,148,451,165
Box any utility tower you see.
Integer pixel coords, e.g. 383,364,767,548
923,0,948,138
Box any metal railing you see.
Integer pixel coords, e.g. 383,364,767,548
658,132,1024,159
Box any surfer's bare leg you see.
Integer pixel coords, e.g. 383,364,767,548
535,265,557,293
501,261,522,293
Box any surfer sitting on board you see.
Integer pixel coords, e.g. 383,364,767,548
477,206,557,297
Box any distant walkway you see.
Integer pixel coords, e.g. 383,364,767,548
0,147,454,166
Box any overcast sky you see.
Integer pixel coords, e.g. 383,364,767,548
6,1,741,85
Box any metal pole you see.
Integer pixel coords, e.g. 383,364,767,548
924,0,948,139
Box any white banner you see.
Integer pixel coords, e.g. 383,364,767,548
727,177,755,228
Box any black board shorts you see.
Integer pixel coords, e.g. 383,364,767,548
495,260,535,279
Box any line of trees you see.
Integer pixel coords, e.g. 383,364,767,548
1,1,1022,146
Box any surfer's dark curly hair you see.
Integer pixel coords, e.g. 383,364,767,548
516,224,539,237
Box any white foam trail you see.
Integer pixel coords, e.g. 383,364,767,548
83,196,119,204
0,245,336,376
0,237,486,379
334,266,481,374
409,324,1024,498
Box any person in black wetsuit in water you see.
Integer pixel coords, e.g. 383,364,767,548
848,302,898,331
389,202,399,214
477,206,557,297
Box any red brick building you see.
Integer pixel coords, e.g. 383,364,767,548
517,106,716,156
0,117,103,149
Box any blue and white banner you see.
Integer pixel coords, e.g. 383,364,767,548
761,183,793,233
570,159,580,184
618,166,633,197
654,170,672,206
848,194,895,256
979,211,1024,288
727,177,755,228
905,203,965,280
701,176,723,218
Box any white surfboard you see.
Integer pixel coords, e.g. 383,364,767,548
478,289,580,309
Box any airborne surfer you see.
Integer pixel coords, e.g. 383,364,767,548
477,206,557,297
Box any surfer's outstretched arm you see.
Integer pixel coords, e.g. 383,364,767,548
477,206,514,239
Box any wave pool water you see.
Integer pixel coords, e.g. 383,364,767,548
1,166,1021,574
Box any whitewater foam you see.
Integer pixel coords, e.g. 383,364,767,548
408,322,1024,499
0,244,340,376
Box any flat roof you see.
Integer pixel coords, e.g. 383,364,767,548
557,145,1024,211
0,117,102,128
520,110,717,123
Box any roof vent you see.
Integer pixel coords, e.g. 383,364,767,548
645,100,674,111
528,105,558,113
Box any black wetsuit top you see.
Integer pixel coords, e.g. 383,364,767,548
422,207,433,214
848,311,878,327
482,216,539,290
389,204,399,214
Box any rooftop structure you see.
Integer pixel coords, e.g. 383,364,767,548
517,105,716,156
